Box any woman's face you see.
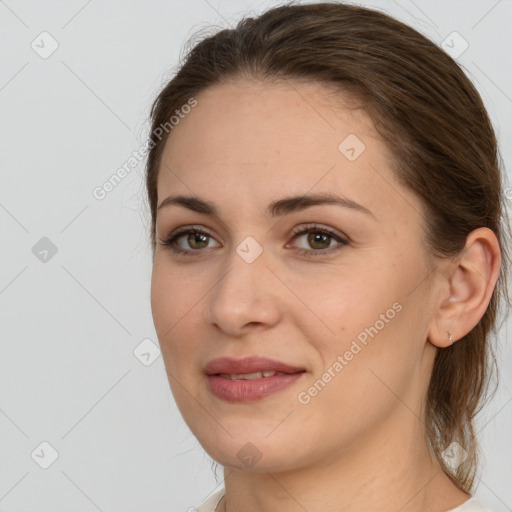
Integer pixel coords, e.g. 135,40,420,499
151,79,439,471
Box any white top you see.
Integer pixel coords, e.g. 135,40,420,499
194,489,493,512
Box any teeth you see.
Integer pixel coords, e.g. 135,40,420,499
233,371,263,380
219,371,278,380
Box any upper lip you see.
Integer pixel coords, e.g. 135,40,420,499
204,356,305,375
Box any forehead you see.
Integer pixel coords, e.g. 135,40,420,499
162,78,379,167
156,79,421,224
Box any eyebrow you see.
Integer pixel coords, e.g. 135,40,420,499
157,192,376,219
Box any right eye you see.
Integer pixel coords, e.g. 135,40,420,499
160,226,221,255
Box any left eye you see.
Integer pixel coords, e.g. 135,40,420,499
288,226,348,253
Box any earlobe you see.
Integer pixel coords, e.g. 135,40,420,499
427,227,501,349
429,327,456,349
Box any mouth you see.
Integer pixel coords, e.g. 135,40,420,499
218,370,288,380
204,356,306,403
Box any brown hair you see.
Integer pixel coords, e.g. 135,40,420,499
145,1,511,491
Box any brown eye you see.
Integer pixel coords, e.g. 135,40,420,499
160,227,221,255
186,232,210,249
306,232,332,250
289,224,349,257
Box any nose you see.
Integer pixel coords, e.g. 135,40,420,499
204,244,282,336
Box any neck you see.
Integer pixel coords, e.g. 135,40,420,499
219,407,470,512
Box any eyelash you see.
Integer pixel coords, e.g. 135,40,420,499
159,223,349,258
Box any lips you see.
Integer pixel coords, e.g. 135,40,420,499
204,356,306,403
204,356,305,376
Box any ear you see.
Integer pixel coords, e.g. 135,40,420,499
428,227,501,348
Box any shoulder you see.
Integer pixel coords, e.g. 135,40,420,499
446,497,494,512
194,489,225,512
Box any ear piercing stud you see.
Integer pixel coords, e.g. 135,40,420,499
448,330,453,345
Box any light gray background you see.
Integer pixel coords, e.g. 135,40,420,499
0,0,511,511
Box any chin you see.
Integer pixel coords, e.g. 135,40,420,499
191,427,307,473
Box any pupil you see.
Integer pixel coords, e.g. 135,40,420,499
308,232,329,249
189,232,208,249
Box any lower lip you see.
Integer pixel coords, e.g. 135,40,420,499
207,373,305,402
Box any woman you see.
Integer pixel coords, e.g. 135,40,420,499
145,2,510,511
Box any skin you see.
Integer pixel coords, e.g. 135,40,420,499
150,78,501,512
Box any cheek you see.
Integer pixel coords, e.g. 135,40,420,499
294,265,418,402
311,292,427,418
295,306,415,438
151,276,201,419
150,260,199,359
286,265,401,342
151,256,202,326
